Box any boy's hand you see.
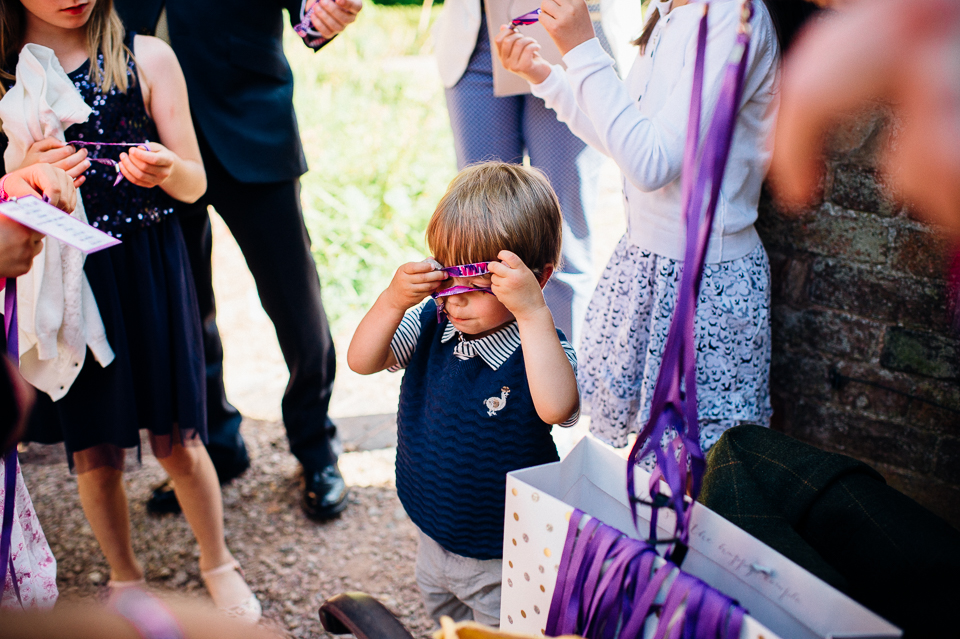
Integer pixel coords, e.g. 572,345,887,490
495,26,553,85
118,142,177,189
539,0,595,56
382,260,448,312
488,250,547,321
21,138,90,187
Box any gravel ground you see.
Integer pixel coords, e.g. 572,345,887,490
20,423,427,639
17,141,623,636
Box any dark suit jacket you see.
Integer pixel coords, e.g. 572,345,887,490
115,0,323,184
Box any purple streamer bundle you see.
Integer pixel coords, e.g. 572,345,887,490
546,510,746,639
625,0,754,558
547,5,755,636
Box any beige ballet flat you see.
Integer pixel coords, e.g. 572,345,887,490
200,559,262,624
104,577,147,604
107,578,146,589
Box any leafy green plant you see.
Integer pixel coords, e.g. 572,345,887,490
285,5,457,329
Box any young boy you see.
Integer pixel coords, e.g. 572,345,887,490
347,162,580,627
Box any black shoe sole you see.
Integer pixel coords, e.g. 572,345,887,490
146,481,182,515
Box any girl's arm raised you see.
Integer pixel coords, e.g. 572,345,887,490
123,35,206,203
496,27,608,156
542,1,774,193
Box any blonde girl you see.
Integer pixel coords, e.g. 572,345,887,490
1,0,259,620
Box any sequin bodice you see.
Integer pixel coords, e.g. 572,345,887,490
66,35,176,239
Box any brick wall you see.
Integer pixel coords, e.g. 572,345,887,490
756,111,960,529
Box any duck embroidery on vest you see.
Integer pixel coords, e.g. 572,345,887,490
484,387,510,416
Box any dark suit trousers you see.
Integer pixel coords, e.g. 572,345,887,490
179,134,338,470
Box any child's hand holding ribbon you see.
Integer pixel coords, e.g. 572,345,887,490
495,26,553,85
298,0,363,42
488,250,550,322
118,142,176,189
21,138,90,188
383,260,449,313
538,0,596,56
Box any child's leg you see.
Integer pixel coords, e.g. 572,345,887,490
155,442,230,568
415,530,474,626
156,442,252,607
415,529,502,628
74,459,142,582
449,559,501,627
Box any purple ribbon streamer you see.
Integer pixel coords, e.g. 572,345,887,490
626,0,754,558
1,279,20,606
67,140,151,187
5,279,18,361
0,450,17,606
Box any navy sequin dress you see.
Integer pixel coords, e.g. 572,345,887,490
25,33,207,472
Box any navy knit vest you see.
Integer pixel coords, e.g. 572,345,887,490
396,304,561,559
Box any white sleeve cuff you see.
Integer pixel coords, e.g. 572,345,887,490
529,64,567,101
561,37,613,73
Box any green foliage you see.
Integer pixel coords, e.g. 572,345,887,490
285,5,456,330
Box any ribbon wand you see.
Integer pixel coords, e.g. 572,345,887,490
67,140,153,187
510,8,541,27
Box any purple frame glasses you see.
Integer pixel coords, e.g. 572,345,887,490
427,260,496,322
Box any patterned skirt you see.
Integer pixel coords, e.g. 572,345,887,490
0,458,57,609
579,235,772,461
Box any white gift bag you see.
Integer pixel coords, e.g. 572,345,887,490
501,436,901,639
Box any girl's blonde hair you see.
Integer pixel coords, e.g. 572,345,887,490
426,162,563,277
0,0,133,97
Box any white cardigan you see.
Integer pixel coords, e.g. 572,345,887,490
531,0,780,263
0,44,114,400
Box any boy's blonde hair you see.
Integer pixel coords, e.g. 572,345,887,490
426,162,563,277
0,0,133,98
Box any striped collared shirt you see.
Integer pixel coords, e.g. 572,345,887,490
389,302,579,427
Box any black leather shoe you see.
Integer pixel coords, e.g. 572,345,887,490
302,463,349,520
146,479,182,515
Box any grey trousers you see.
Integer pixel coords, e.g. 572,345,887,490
415,529,503,628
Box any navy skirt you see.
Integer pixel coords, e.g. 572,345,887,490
26,216,207,473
